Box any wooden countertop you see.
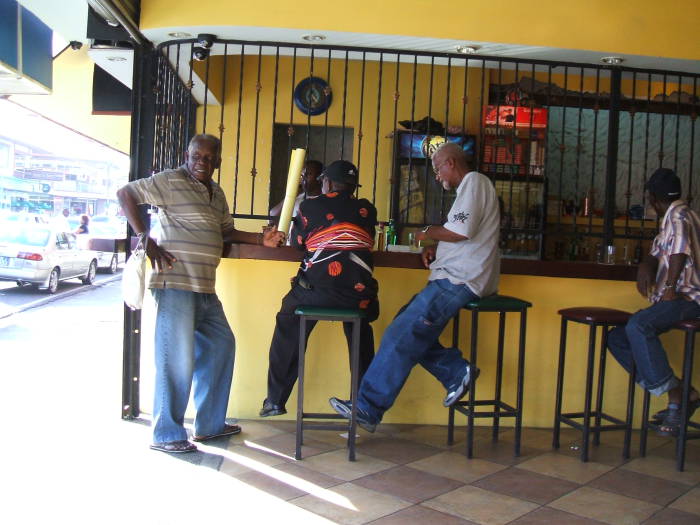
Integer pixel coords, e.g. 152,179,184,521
224,244,638,281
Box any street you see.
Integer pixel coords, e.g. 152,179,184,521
0,270,121,318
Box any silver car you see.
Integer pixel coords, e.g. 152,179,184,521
0,223,98,293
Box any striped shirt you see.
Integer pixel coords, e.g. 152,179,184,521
650,200,700,304
126,166,234,293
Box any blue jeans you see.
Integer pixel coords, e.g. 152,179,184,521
151,288,235,443
357,278,479,423
608,298,700,396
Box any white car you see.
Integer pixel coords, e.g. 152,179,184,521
0,223,98,293
68,217,126,273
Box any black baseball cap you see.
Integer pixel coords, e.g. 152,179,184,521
645,168,681,199
321,160,361,187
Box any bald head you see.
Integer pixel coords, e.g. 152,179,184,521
431,142,473,191
188,134,221,155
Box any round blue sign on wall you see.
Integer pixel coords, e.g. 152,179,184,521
293,77,332,116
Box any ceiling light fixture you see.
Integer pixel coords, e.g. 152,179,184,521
302,34,326,42
601,56,624,65
455,45,480,54
168,31,192,38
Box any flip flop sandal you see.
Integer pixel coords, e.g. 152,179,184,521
192,423,242,442
656,398,700,437
652,394,700,421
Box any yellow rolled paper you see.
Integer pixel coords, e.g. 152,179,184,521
277,148,307,235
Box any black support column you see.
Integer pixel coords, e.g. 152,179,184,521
122,43,156,420
603,68,622,248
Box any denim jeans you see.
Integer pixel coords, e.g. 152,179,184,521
151,288,235,443
608,298,700,396
357,278,479,423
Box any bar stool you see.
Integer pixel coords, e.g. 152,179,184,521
294,305,365,461
639,318,700,472
447,294,532,458
553,307,633,462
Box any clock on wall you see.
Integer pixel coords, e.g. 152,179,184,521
293,76,332,116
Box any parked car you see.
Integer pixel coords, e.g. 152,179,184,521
0,224,97,293
68,216,126,273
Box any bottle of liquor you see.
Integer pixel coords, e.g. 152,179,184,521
375,222,385,251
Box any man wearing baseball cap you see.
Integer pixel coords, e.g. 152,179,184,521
259,160,379,417
608,168,700,436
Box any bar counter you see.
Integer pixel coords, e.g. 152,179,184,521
224,244,638,281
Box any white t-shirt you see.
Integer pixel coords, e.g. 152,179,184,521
428,171,501,297
286,193,319,244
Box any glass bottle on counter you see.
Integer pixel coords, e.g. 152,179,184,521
385,219,397,249
375,222,386,251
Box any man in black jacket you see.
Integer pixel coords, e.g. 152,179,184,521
260,160,379,417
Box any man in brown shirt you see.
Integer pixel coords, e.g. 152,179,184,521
118,134,284,453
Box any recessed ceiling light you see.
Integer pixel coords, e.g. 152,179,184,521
456,45,480,54
601,56,624,65
106,56,127,62
302,34,326,42
168,32,192,38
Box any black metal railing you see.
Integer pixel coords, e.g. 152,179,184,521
147,37,699,262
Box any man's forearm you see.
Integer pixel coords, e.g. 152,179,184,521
422,225,468,243
224,229,263,245
665,253,688,287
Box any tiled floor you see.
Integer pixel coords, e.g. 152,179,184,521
175,420,700,524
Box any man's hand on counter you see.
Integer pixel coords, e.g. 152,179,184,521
262,225,285,247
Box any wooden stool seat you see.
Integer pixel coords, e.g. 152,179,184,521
559,307,632,325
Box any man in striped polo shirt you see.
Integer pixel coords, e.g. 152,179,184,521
608,168,700,436
117,134,284,453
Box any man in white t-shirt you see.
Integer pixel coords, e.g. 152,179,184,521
330,142,501,431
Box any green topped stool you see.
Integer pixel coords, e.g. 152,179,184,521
447,294,532,458
294,305,366,461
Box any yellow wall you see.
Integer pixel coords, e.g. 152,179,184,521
212,258,691,428
141,0,700,62
9,46,131,154
196,54,485,223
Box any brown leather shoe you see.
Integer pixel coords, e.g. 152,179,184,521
192,423,242,442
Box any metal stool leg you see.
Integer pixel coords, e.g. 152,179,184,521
553,317,568,449
623,360,635,460
447,314,460,445
348,318,361,462
295,316,307,461
640,389,650,457
677,329,696,472
593,325,608,447
581,324,597,462
466,309,478,458
493,311,506,442
514,308,527,457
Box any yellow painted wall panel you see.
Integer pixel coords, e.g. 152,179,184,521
139,257,692,429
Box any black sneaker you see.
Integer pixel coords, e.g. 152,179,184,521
328,397,377,433
259,399,287,417
443,365,480,407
